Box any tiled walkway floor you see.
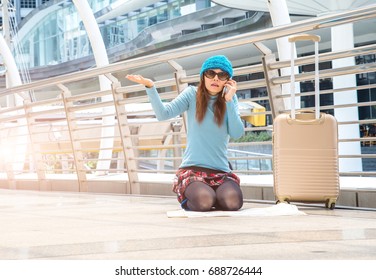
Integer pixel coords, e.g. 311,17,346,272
1,189,376,260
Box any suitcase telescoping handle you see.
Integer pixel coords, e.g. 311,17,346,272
288,34,321,120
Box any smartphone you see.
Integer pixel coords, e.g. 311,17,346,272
222,86,227,97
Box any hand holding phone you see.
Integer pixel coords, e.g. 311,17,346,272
222,79,237,101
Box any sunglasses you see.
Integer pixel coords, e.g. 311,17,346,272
204,70,230,81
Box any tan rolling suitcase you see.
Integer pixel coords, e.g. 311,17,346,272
273,34,340,209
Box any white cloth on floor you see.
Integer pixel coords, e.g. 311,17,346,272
167,203,306,218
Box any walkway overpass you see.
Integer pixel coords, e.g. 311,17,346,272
0,5,375,280
0,5,376,208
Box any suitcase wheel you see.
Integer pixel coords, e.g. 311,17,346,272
276,199,290,205
325,199,336,210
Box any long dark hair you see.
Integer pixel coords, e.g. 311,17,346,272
196,76,226,126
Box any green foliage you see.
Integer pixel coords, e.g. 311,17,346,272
231,131,272,143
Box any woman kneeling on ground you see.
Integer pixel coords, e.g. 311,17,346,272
126,55,244,211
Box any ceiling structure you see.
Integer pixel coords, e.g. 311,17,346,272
96,0,167,23
212,0,376,16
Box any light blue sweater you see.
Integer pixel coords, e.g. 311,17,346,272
145,86,244,172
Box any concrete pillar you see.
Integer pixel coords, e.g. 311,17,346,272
29,38,34,67
171,121,182,169
0,32,28,174
39,26,45,66
267,0,301,111
73,0,114,175
0,41,23,106
331,23,362,172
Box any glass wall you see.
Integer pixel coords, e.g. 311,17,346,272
14,0,204,68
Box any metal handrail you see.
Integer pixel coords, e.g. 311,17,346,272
269,44,376,69
273,62,376,84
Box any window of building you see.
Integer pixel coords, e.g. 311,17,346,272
14,0,210,68
20,0,36,8
356,53,376,121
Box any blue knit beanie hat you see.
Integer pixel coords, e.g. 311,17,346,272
200,55,233,78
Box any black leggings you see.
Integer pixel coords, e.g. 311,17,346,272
183,179,243,211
